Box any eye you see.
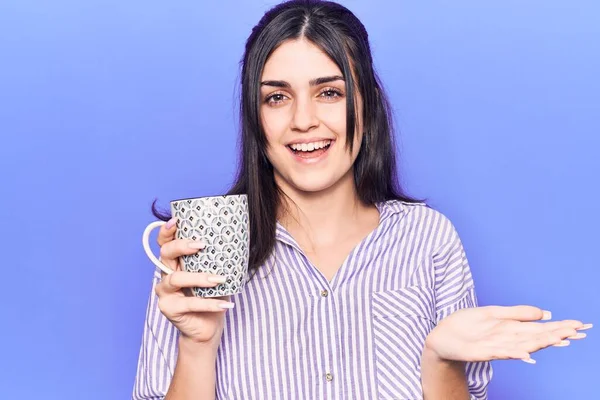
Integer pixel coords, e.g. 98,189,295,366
264,92,288,106
318,88,344,100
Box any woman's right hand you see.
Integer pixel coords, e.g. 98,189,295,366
154,218,235,347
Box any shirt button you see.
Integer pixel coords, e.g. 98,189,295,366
320,289,329,297
325,373,333,382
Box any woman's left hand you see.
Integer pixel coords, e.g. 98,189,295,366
424,305,592,364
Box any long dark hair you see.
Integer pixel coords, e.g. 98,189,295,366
153,0,420,277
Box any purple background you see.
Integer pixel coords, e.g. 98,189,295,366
1,0,598,398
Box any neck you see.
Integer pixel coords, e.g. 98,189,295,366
276,170,377,246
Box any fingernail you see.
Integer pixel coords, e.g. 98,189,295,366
541,310,552,321
207,276,227,284
578,323,594,331
554,340,570,347
218,302,235,309
522,358,536,364
187,241,206,249
568,333,587,339
166,218,177,229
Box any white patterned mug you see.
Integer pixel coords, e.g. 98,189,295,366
142,194,249,297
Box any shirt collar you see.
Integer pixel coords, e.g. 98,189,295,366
275,222,299,248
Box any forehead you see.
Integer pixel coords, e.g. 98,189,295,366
261,38,343,81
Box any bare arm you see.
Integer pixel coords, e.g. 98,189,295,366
165,337,218,400
421,344,470,400
135,220,232,400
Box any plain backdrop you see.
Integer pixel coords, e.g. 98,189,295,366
1,0,598,399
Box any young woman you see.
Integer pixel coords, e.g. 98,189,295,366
133,1,590,399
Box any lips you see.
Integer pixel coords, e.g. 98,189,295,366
286,139,334,162
288,139,333,153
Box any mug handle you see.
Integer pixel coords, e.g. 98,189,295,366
142,221,175,275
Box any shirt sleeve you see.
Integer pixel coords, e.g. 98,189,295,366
431,219,493,400
132,269,179,400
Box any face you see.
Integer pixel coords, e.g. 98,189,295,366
259,38,363,195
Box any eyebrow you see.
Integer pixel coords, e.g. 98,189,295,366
260,75,345,88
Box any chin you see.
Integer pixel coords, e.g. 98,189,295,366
293,181,336,194
292,170,349,194
271,157,355,195
278,172,338,194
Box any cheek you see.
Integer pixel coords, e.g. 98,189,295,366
261,107,290,144
317,102,346,133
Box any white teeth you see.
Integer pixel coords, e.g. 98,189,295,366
289,139,331,152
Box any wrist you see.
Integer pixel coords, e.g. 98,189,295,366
422,344,460,367
178,335,220,360
168,335,218,400
422,337,464,370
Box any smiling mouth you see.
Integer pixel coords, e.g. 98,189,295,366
287,139,333,157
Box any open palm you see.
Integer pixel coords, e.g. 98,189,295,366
425,305,591,363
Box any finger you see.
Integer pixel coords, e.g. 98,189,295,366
494,346,534,364
521,327,579,353
157,218,178,246
567,332,587,340
521,333,561,353
158,238,203,277
160,261,180,280
160,238,206,262
157,253,180,276
158,296,235,318
489,305,551,322
180,297,235,313
158,271,227,294
518,319,584,333
551,326,580,346
578,323,594,331
543,320,584,331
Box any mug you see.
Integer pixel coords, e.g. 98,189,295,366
142,194,249,297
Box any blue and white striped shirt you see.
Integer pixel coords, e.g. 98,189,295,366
134,200,492,399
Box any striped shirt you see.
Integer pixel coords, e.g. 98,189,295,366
133,200,492,399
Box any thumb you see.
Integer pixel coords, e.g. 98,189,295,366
488,305,552,322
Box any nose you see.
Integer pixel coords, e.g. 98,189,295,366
290,96,319,132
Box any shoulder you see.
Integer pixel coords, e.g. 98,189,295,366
378,199,454,227
378,199,461,244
